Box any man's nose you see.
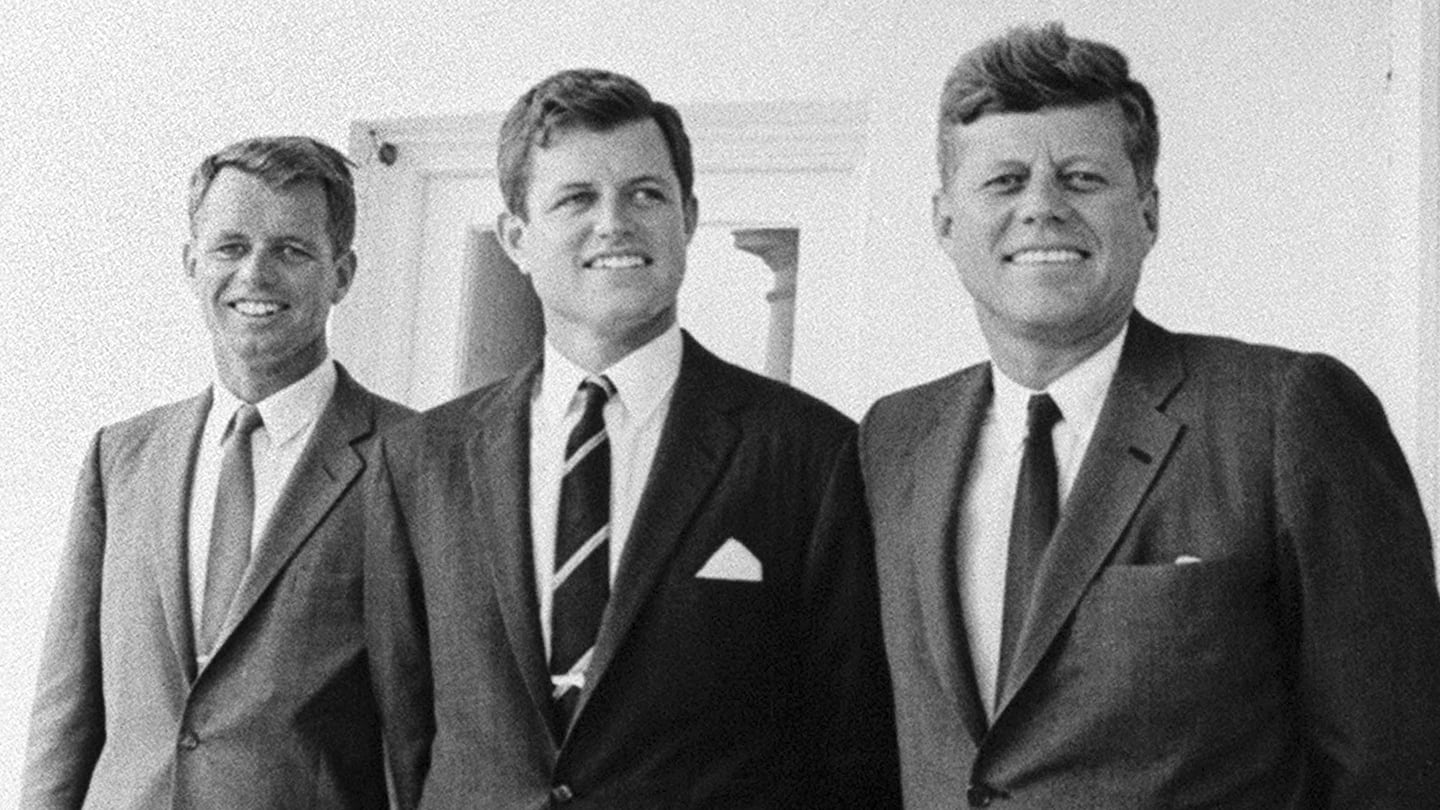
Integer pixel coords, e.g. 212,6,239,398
593,195,636,237
1017,176,1071,224
234,250,279,281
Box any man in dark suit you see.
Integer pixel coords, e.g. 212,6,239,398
860,23,1440,808
364,69,899,808
22,136,412,808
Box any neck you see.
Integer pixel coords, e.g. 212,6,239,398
982,315,1127,391
546,311,674,375
215,345,326,404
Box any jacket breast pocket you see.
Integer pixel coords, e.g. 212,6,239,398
1058,555,1285,723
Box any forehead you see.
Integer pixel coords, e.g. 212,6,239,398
527,118,676,193
948,102,1131,172
194,168,330,237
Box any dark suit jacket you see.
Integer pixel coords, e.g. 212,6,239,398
22,365,413,809
860,314,1440,809
365,333,899,809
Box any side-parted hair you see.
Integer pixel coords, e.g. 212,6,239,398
937,22,1159,192
497,68,695,219
187,136,358,256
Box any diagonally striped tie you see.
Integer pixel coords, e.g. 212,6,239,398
550,376,614,731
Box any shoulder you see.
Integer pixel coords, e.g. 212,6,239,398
861,362,987,442
94,393,206,460
1157,326,1368,407
345,384,417,431
379,372,521,456
332,363,416,430
683,340,856,443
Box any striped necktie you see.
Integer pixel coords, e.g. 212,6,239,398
550,376,614,729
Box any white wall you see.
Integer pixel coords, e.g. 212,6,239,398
1,0,1429,796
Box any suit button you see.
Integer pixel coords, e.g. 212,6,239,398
177,731,199,751
967,782,1004,806
551,784,574,803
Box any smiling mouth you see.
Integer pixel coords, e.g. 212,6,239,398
1006,248,1090,264
585,253,650,270
230,299,287,317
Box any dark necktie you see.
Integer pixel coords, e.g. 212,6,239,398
199,403,264,656
997,393,1062,693
550,377,614,729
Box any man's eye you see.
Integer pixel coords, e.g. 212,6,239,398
633,187,667,205
213,243,247,259
1064,172,1106,191
983,174,1024,193
553,192,592,211
279,245,313,262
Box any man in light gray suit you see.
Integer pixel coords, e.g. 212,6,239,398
22,136,412,808
861,23,1440,808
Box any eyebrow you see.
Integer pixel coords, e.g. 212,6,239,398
206,230,323,250
550,174,673,191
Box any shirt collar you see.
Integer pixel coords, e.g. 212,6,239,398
990,321,1128,443
209,358,337,448
537,323,683,425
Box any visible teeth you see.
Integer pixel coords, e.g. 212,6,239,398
589,254,646,269
1011,249,1085,264
233,300,283,316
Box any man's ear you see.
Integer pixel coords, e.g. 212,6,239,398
1142,186,1160,241
497,210,529,273
332,250,357,304
682,195,699,242
932,191,954,240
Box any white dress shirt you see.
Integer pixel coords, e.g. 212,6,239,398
530,325,682,658
187,359,337,656
958,324,1127,717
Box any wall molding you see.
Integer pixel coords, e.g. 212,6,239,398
349,99,869,179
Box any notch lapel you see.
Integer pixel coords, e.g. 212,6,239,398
209,370,374,657
901,367,992,743
995,316,1186,715
146,391,211,684
570,337,739,729
467,360,556,740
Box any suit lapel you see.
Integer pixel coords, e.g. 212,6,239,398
995,315,1185,715
572,336,740,728
904,367,992,743
467,359,556,737
144,390,210,684
211,368,375,655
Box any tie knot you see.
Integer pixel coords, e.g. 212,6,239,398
230,404,264,439
1026,394,1061,436
578,376,615,410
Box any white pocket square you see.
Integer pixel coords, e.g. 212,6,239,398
1174,554,1203,565
696,538,763,582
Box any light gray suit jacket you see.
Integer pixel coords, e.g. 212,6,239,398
860,314,1440,808
22,365,413,809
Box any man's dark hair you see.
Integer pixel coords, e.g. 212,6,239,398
497,68,694,218
937,22,1159,191
188,136,358,256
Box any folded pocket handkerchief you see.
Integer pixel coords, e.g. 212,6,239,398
696,538,763,582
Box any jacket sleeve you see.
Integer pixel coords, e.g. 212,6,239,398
798,432,903,809
363,436,435,810
1274,354,1440,807
21,432,108,809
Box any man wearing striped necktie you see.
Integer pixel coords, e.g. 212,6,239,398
365,69,900,809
